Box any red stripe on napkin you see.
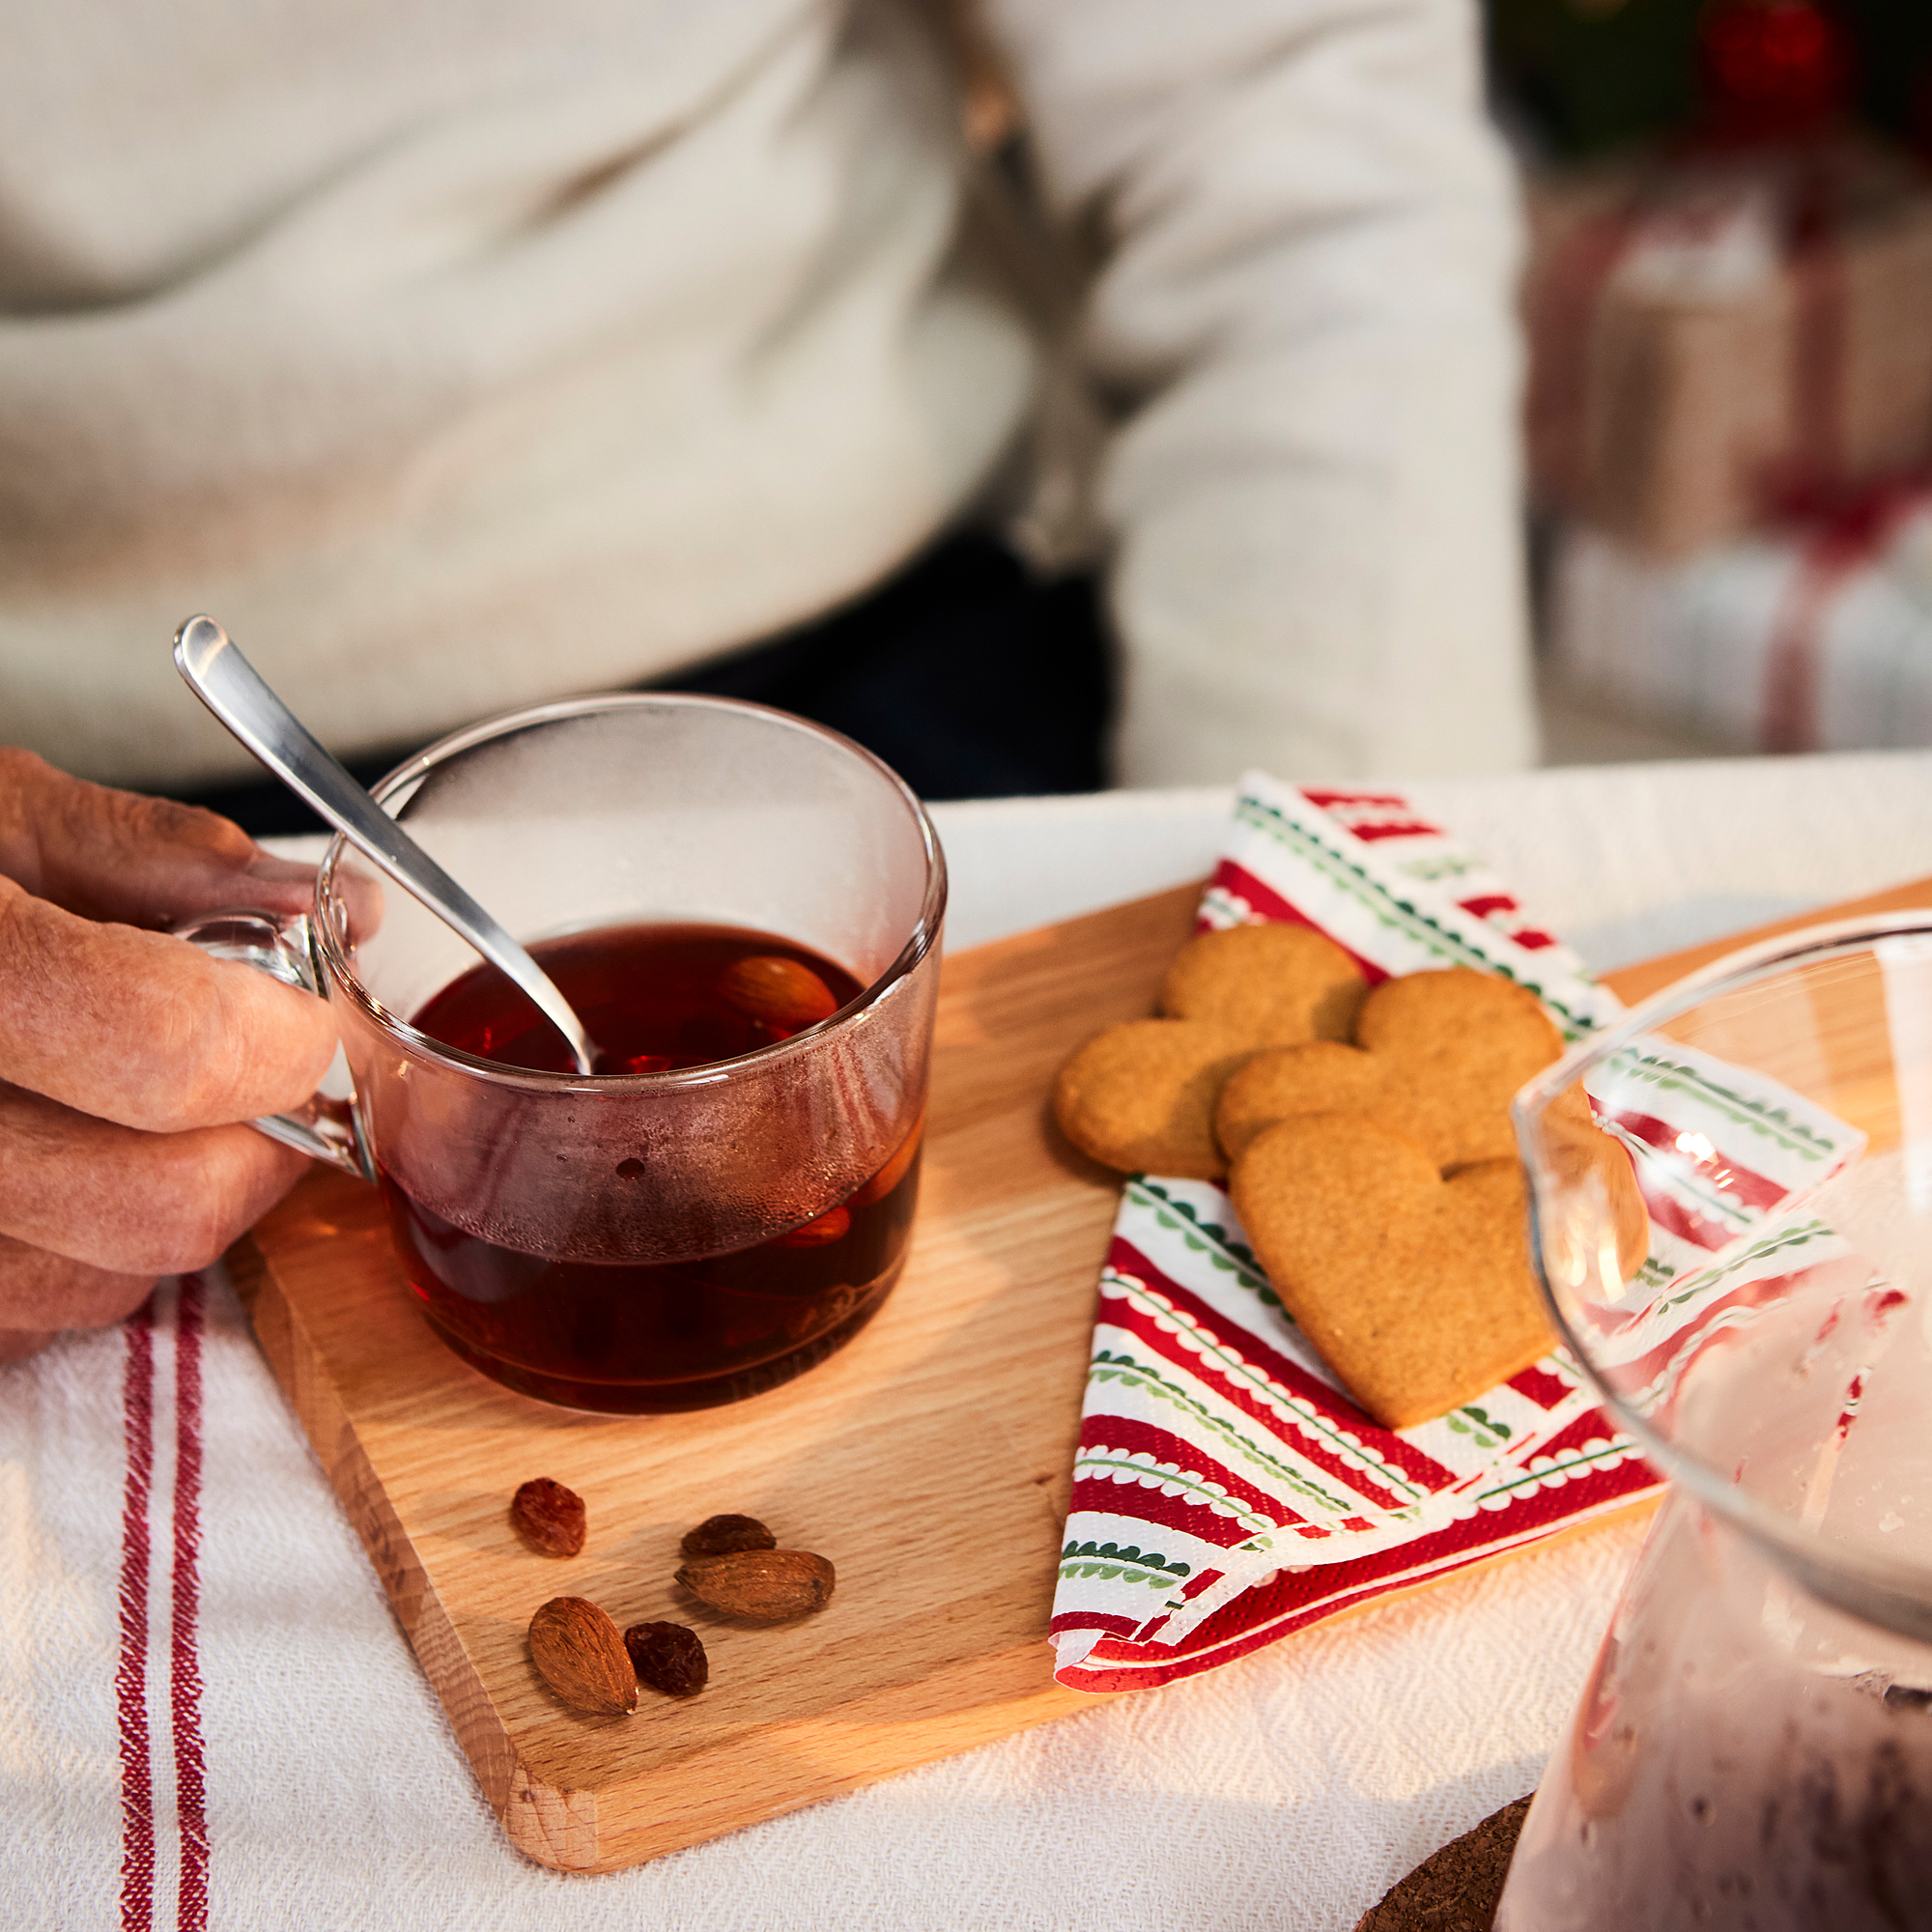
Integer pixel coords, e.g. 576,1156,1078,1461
171,1274,212,1932
117,1298,157,1932
1344,822,1446,844
1507,1364,1574,1410
1066,1478,1258,1545
1634,1181,1742,1254
1296,790,1413,810
1107,1246,1358,1417
1295,791,1449,847
1049,1609,1145,1642
1061,1435,1659,1691
1202,862,1390,984
1083,1416,1298,1528
1105,1249,1448,1506
1109,1241,1460,1491
1609,1110,1789,1213
1532,1408,1634,1462
1613,1262,1849,1392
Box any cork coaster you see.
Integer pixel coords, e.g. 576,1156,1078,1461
1352,1796,1531,1932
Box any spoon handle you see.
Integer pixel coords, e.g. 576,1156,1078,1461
174,616,597,1077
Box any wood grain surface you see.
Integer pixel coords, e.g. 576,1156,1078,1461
228,872,1932,1873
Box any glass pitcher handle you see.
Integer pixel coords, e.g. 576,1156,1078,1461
170,908,373,1179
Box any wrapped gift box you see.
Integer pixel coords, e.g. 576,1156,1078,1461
1524,141,1932,558
1547,501,1932,753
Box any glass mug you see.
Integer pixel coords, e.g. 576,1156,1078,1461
1501,914,1932,1928
180,695,946,1413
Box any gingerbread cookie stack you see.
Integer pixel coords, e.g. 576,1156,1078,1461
1054,928,1647,1429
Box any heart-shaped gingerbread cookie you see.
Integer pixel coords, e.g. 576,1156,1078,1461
1230,1117,1553,1428
1215,968,1562,1168
1230,1111,1648,1427
1157,922,1366,1043
1052,1020,1260,1179
1053,924,1365,1179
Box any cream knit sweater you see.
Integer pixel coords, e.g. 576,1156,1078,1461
0,0,1533,790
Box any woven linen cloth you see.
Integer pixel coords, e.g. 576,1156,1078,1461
8,756,1932,1932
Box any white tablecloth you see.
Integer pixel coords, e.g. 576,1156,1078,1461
8,751,1932,1931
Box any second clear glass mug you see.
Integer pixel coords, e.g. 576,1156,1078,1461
181,694,946,1413
1501,914,1932,1928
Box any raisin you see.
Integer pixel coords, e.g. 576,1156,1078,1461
624,1621,709,1698
511,1477,587,1557
680,1513,778,1558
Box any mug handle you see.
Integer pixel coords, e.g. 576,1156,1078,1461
171,908,373,1180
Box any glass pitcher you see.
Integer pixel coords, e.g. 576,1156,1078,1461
1500,914,1932,1929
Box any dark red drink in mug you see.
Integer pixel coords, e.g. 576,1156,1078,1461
185,696,944,1413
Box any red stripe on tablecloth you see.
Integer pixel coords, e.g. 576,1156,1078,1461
1105,1241,1454,1499
117,1297,156,1932
170,1274,211,1932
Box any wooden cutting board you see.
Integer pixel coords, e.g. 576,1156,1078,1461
228,871,1932,1874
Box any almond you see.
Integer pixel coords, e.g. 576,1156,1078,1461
527,1597,638,1715
676,1548,836,1623
848,1108,925,1207
719,955,838,1033
772,1206,850,1248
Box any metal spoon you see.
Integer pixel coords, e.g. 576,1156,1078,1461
174,615,598,1077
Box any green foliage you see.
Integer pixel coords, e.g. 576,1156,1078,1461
1490,0,1705,156
1486,0,1932,159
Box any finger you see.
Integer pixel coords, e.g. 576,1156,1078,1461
0,1084,311,1274
0,1329,58,1364
0,747,318,926
0,1231,154,1333
0,876,339,1130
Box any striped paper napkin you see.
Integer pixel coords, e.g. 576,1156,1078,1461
1048,772,1863,1692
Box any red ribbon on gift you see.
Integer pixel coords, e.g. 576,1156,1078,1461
1759,465,1932,752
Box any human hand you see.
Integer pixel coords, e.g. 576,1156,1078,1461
0,751,340,1362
